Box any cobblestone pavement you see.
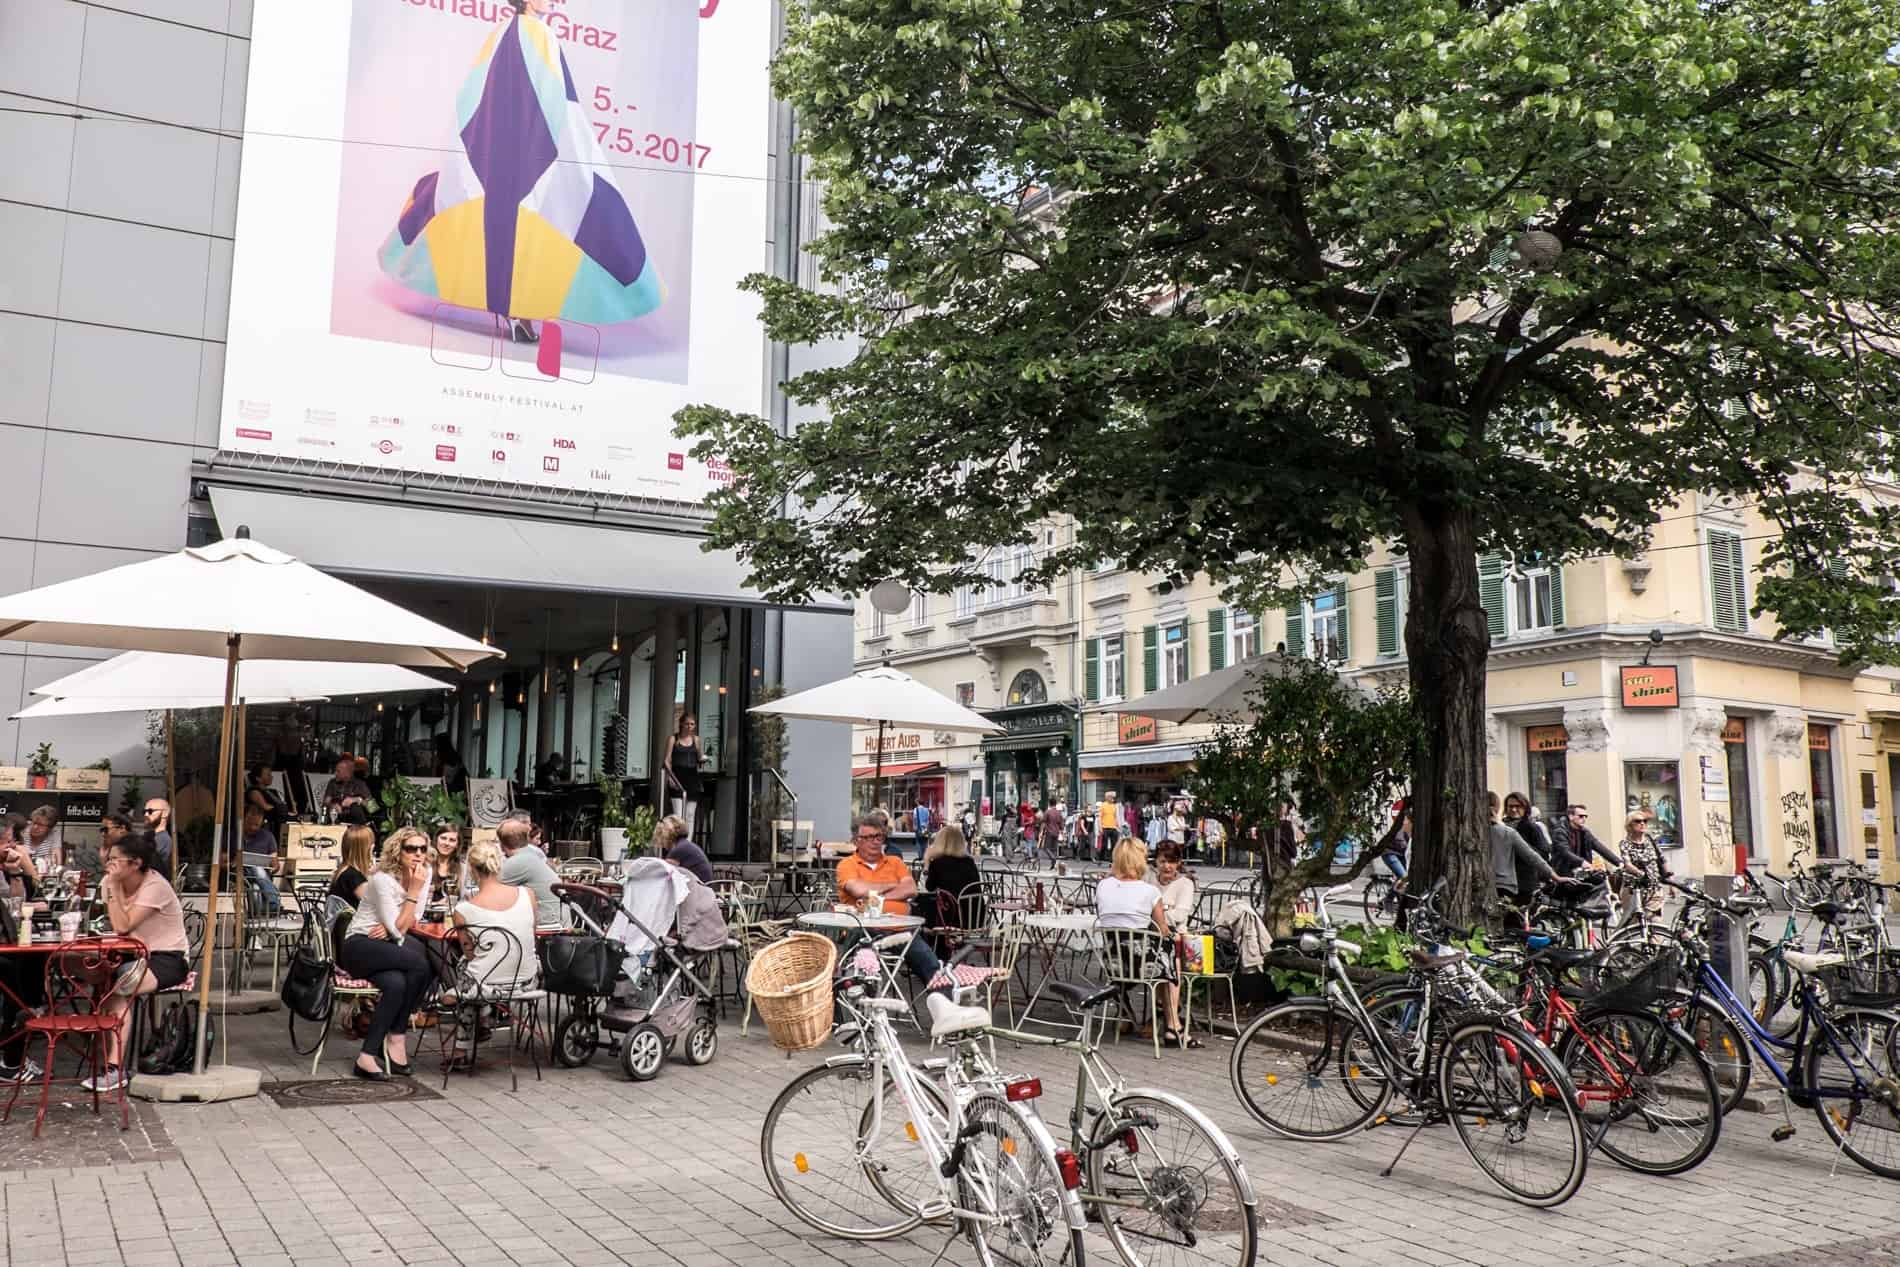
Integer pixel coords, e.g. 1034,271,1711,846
0,985,1893,1267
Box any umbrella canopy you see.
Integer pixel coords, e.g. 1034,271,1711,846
11,651,451,719
1084,653,1303,725
748,664,1004,733
0,536,495,669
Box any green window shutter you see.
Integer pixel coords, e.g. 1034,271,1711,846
1207,608,1227,672
1549,563,1566,629
1084,638,1100,702
1710,531,1747,632
1478,554,1508,641
1142,625,1159,692
1374,568,1398,656
1331,584,1350,661
1826,557,1848,580
1284,602,1305,658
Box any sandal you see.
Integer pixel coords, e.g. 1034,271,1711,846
1163,1030,1205,1050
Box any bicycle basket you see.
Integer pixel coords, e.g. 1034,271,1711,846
1579,947,1681,1017
1815,949,1900,1002
744,932,837,1052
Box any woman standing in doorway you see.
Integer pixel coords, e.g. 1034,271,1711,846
665,715,704,840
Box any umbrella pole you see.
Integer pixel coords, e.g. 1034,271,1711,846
874,720,887,818
165,708,176,884
233,700,249,993
193,636,240,1076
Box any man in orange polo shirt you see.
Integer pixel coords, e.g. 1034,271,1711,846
837,811,951,989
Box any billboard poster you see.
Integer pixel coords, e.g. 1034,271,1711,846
222,0,769,501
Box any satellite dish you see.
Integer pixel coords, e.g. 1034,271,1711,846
869,579,912,616
1514,230,1563,270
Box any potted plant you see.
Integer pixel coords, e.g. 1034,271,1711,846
418,783,469,835
27,742,56,790
596,774,630,862
630,804,658,858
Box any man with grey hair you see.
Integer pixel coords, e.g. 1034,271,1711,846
498,815,561,929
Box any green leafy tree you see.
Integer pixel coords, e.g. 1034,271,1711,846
1186,659,1421,934
680,0,1900,921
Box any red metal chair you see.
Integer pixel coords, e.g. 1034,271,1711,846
3,938,147,1137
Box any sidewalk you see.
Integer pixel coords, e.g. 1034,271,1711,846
1,993,1892,1267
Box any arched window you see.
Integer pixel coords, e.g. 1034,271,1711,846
1006,670,1047,707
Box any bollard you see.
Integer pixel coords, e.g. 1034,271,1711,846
1703,872,1748,995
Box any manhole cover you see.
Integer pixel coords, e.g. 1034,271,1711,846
260,1078,445,1109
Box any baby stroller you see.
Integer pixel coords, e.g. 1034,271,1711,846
545,859,730,1081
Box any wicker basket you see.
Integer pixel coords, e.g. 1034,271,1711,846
745,931,838,1051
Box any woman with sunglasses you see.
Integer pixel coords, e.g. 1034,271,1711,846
334,827,435,1081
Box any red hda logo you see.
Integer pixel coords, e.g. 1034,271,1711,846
552,438,577,450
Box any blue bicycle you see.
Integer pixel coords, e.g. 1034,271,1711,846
1661,880,1900,1180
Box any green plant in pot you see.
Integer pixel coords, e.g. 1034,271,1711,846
418,783,468,835
26,742,57,789
629,805,658,858
596,775,631,862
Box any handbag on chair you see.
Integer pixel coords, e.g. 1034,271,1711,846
280,919,335,1024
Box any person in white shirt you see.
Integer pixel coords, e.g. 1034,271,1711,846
1153,841,1196,929
1095,839,1195,1048
335,828,435,1081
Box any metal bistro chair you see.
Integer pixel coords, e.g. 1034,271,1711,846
707,880,763,1016
4,939,147,1137
1096,925,1173,1061
558,858,606,884
437,924,548,1093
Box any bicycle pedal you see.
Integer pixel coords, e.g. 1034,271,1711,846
1771,1125,1796,1142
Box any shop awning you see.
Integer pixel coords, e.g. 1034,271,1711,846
982,733,1068,753
850,761,940,780
205,483,851,612
1079,743,1200,769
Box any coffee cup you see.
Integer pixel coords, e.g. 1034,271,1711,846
58,911,81,942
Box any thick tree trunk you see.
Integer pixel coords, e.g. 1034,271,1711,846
1401,505,1493,927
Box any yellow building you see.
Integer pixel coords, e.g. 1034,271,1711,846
854,498,1900,881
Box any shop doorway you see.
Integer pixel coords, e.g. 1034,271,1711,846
1525,724,1569,822
1809,724,1840,859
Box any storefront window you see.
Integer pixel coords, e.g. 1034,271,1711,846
1723,717,1756,859
1045,765,1073,807
1809,724,1840,858
993,769,1019,818
1624,761,1683,848
1525,725,1569,822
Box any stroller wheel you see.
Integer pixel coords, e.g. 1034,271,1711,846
683,1016,718,1067
620,1022,666,1082
553,1012,598,1069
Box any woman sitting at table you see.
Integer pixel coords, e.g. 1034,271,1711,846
0,816,47,1085
1,813,40,901
655,814,713,883
1096,838,1197,1049
94,831,192,1092
452,840,537,989
329,825,376,908
430,824,468,900
1153,841,1196,930
922,825,983,932
335,827,435,1081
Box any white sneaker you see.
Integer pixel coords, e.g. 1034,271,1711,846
80,1068,125,1094
0,1059,42,1084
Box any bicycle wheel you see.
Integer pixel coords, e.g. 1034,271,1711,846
760,1058,947,1240
1230,998,1387,1141
1436,1018,1588,1207
1663,991,1752,1116
1088,1091,1257,1267
959,1091,1086,1267
1804,1006,1900,1180
1557,1009,1720,1176
1361,877,1395,927
1340,989,1425,1120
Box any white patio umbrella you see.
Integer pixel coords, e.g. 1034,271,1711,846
0,532,498,1081
12,652,450,719
749,665,1003,821
1082,653,1298,724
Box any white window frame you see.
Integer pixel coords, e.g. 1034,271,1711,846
907,589,930,629
1100,634,1126,702
1162,622,1189,687
954,583,974,618
1306,590,1344,662
1506,566,1556,636
1228,609,1260,662
1011,544,1036,599
955,681,976,708
870,607,888,637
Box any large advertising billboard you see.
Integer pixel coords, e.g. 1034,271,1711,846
221,0,769,501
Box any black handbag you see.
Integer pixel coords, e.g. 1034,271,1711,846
280,925,335,1025
540,932,619,996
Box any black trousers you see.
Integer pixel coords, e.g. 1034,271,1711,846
0,957,46,1067
337,935,433,1058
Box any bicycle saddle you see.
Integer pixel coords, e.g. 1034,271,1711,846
1808,902,1843,925
924,993,991,1040
1408,945,1468,970
1043,980,1120,1011
1527,944,1601,971
1783,949,1846,974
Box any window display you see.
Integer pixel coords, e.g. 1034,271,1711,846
1623,760,1682,848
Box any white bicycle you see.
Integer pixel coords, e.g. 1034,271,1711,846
761,965,1091,1266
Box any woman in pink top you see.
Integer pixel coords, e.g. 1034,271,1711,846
96,832,191,1091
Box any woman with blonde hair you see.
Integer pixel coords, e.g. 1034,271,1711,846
334,827,435,1080
1096,838,1195,1048
328,824,377,908
452,839,536,990
655,813,711,882
923,825,983,932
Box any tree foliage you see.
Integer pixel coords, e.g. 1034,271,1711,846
1186,659,1421,932
680,0,1900,918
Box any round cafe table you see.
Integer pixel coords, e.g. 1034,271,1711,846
794,911,923,936
1017,912,1099,1020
